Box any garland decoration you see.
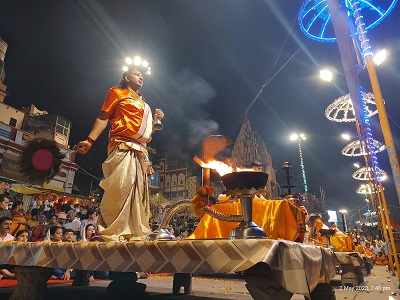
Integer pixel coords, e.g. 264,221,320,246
191,186,213,218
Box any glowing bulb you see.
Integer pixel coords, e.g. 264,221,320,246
125,57,133,65
341,133,351,140
142,60,149,68
133,56,142,66
147,70,151,75
320,69,333,82
122,66,129,72
353,162,360,168
373,49,387,66
379,174,387,181
290,134,298,141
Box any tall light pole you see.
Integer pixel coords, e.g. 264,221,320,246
290,133,308,193
365,198,371,224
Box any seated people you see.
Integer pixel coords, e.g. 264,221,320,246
31,214,48,242
82,223,96,242
43,214,60,241
0,195,11,219
79,208,97,241
85,224,108,280
0,217,14,242
15,230,29,242
64,210,81,241
49,226,76,280
0,217,15,279
375,251,389,266
9,200,28,236
62,228,75,242
177,228,189,240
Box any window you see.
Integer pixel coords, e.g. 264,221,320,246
9,118,17,127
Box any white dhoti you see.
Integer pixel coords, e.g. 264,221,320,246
98,146,152,242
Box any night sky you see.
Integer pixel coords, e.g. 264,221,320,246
1,1,399,218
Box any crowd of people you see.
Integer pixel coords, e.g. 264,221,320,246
0,191,197,281
0,193,106,280
353,232,392,266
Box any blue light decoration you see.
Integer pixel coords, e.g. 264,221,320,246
298,0,398,42
359,85,384,181
298,0,397,185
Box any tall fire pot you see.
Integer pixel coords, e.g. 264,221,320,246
221,171,268,239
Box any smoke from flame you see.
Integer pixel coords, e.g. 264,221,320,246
193,156,255,177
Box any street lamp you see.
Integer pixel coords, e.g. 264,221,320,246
341,133,351,141
290,133,308,193
373,49,387,66
338,209,347,232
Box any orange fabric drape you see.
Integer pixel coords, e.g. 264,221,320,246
330,235,354,252
188,199,304,241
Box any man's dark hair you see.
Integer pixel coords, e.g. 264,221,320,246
85,208,97,219
0,194,10,203
49,225,63,235
11,200,23,210
15,229,29,238
118,68,141,89
63,228,74,235
0,216,12,224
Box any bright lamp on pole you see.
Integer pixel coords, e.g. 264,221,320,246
320,69,333,82
373,49,387,66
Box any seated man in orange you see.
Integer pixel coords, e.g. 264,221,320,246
364,242,376,261
354,242,364,254
329,222,345,235
375,251,389,266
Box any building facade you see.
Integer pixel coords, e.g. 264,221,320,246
0,37,78,193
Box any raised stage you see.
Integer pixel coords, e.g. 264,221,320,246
0,238,337,300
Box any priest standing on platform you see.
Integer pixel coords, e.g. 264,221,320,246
76,68,164,242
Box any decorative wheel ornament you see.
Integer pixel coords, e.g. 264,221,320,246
352,166,387,181
19,138,65,185
341,139,385,156
325,92,378,122
357,183,382,194
299,0,398,42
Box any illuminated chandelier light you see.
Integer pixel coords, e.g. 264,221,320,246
122,55,152,75
352,166,387,181
325,92,378,123
341,139,385,157
357,183,382,195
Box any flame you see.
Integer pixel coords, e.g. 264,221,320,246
193,156,255,176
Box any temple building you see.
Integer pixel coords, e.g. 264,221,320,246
230,116,279,199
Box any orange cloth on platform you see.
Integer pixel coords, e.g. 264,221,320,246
188,198,304,241
330,235,354,252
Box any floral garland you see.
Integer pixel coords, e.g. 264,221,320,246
191,186,213,218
